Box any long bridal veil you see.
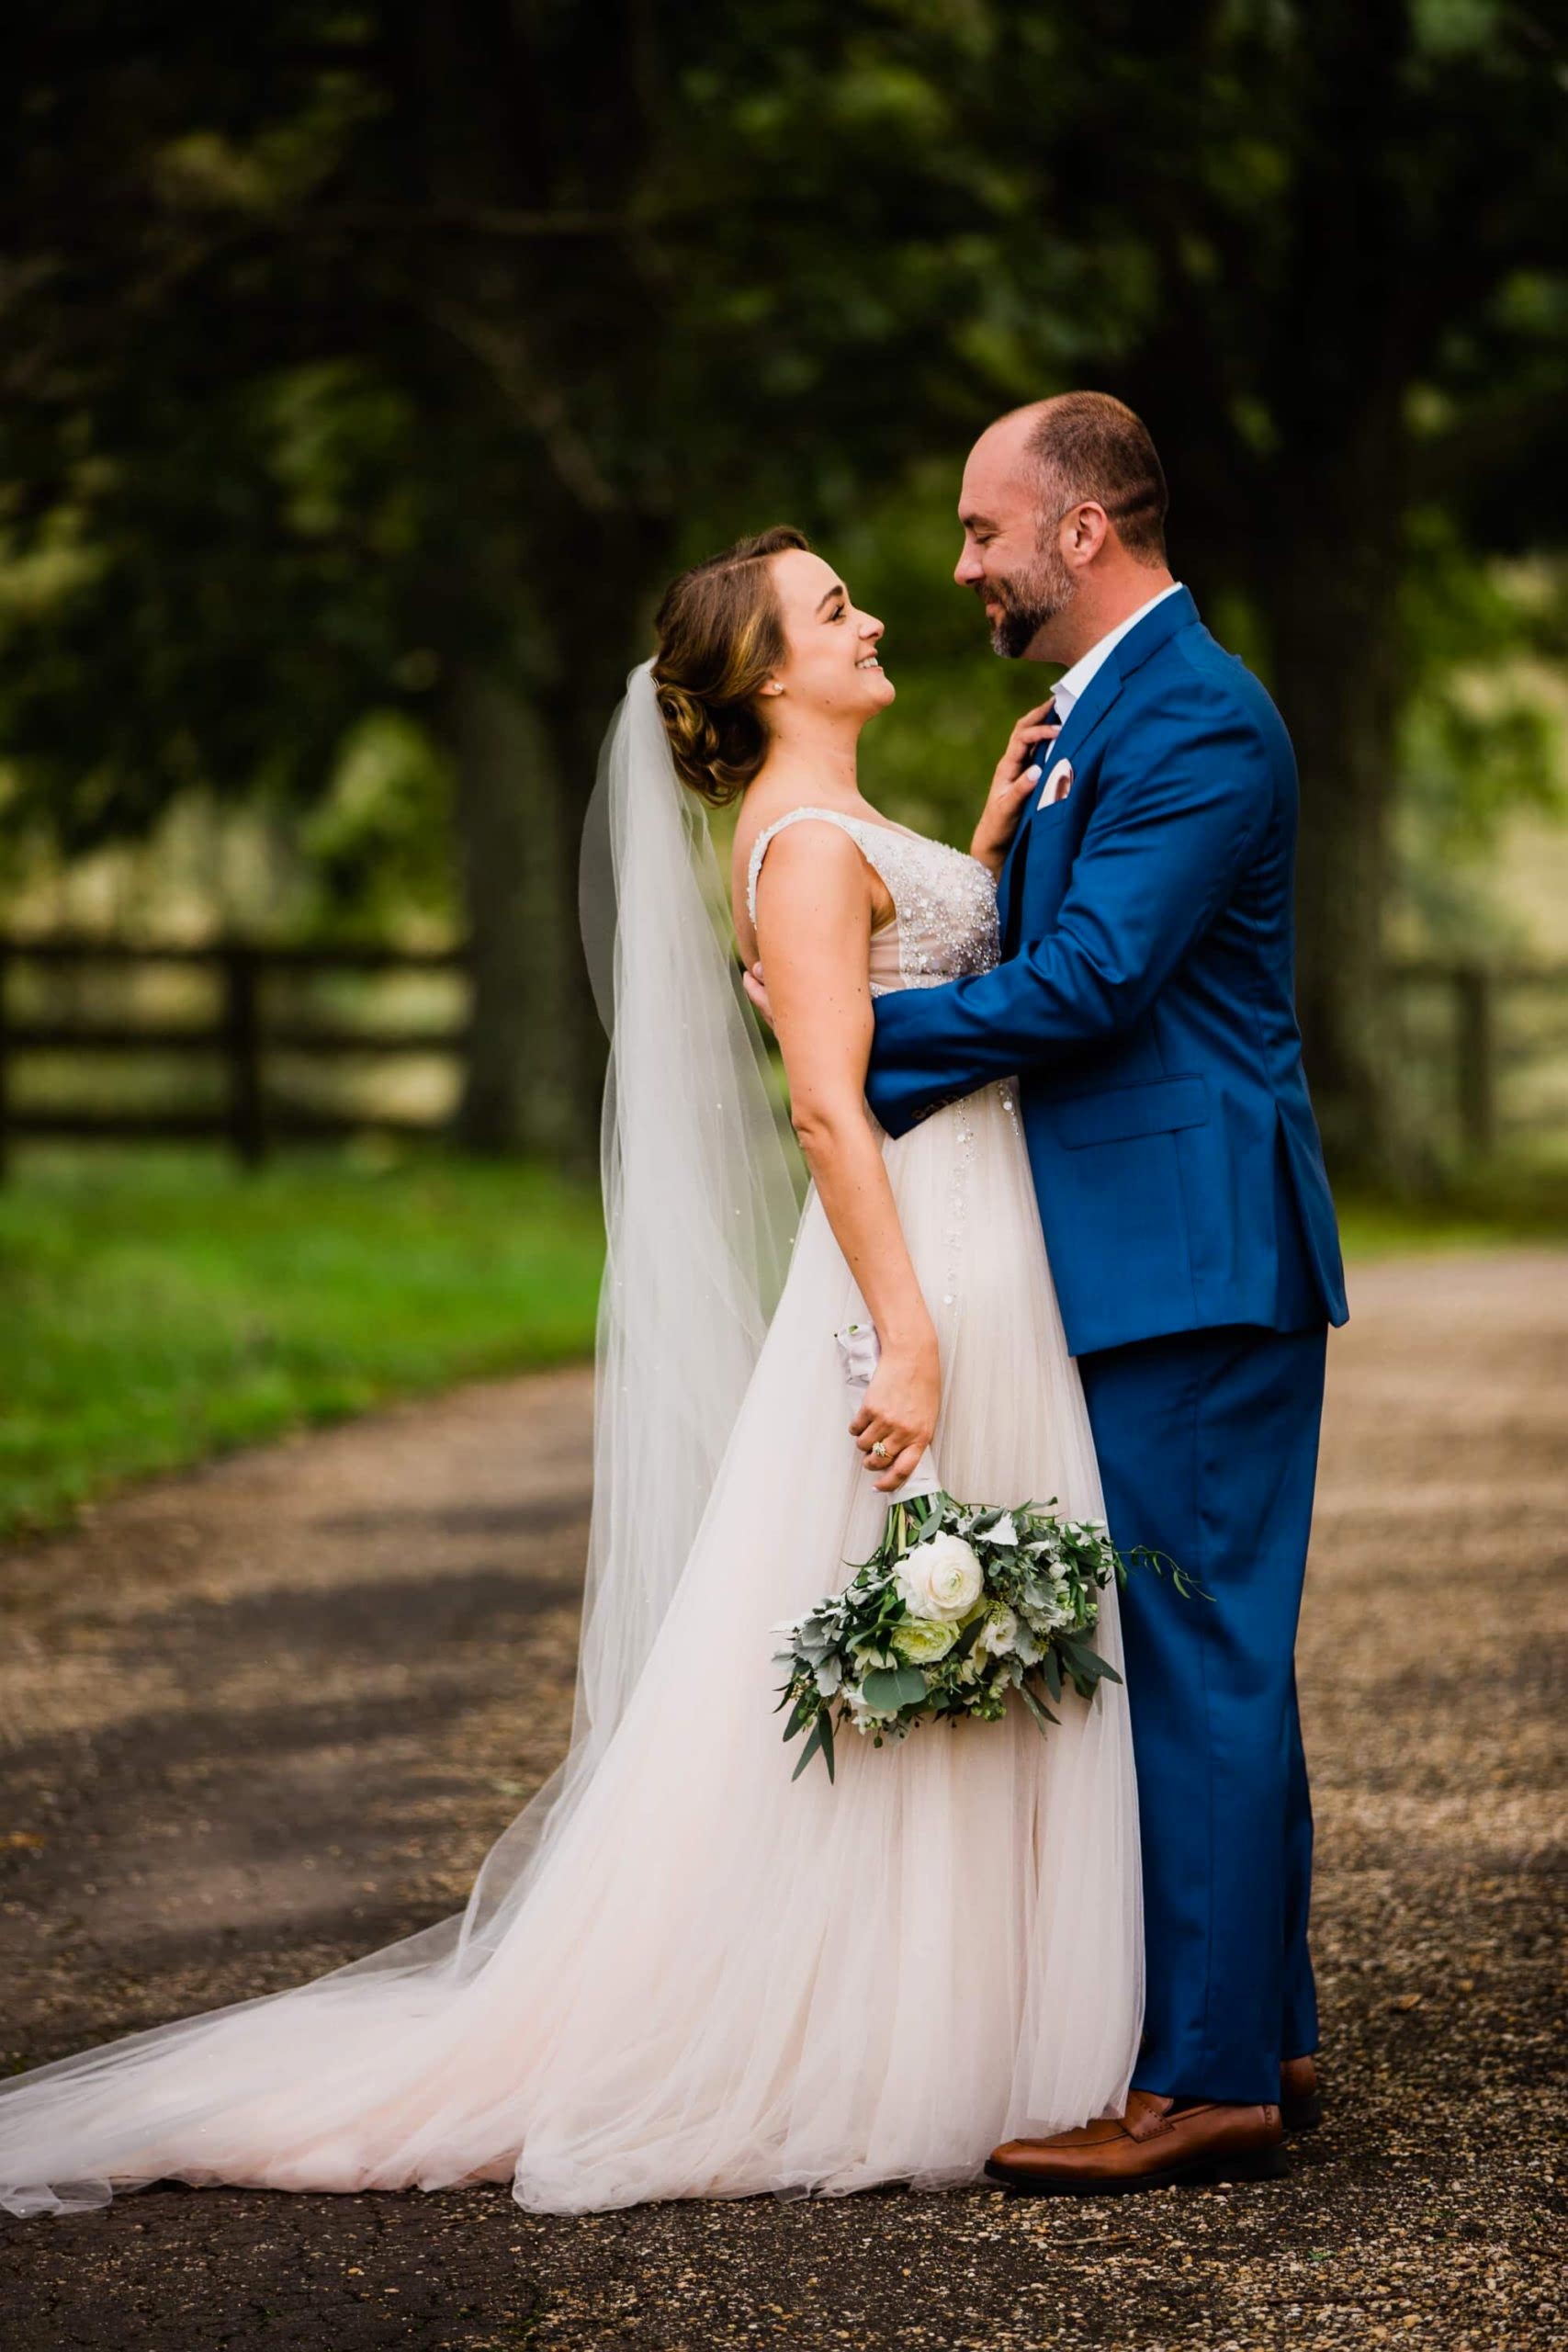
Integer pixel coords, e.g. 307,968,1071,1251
572,660,802,1772
0,661,803,2217
456,658,802,1962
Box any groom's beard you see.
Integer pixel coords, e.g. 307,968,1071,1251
986,542,1077,659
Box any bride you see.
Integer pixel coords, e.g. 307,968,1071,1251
0,526,1141,2221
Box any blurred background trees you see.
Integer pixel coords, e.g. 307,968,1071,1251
3,0,1565,1178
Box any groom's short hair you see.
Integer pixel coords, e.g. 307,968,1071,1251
1022,393,1168,564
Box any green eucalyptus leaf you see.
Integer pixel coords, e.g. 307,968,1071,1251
1020,1681,1059,1734
791,1715,827,1781
783,1690,816,1740
862,1665,929,1712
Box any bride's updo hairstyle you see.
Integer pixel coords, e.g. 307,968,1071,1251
652,526,810,808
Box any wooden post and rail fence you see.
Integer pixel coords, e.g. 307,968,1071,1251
0,934,1563,1174
0,936,469,1175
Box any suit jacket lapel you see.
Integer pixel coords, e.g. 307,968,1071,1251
1042,640,1127,776
997,654,1125,943
994,786,1032,939
996,585,1199,945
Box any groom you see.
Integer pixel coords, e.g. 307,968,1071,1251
762,393,1348,2191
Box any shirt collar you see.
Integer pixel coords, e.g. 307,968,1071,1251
1051,582,1183,721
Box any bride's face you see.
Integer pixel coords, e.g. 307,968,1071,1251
764,550,896,721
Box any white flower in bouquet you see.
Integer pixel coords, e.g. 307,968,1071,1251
890,1615,959,1667
978,1603,1020,1657
773,1324,1181,1783
897,1532,984,1622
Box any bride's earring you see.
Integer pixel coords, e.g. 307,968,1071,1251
761,679,784,696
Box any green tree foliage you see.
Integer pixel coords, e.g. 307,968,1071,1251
2,2,1564,1171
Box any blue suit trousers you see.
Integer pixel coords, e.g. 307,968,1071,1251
1078,1317,1326,2104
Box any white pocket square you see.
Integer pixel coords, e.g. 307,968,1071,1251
1037,757,1074,808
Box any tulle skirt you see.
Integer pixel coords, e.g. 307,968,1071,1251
0,1079,1142,2218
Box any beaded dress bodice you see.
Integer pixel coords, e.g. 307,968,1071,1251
745,808,999,997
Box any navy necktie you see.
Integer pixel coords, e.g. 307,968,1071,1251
1005,700,1061,949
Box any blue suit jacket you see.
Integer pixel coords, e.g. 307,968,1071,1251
865,586,1348,1358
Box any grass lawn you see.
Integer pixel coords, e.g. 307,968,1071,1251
0,1147,605,1539
1337,1153,1568,1257
1,1145,1562,1544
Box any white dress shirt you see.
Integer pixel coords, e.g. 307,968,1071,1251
1050,582,1183,723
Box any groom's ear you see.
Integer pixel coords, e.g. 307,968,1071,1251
1061,500,1110,564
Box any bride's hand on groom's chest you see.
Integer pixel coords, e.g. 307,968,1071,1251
972,703,1062,874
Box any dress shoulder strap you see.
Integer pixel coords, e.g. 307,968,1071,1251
745,807,887,930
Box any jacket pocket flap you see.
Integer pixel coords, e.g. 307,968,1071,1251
1055,1075,1210,1149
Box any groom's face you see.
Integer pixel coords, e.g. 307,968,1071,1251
955,432,1079,660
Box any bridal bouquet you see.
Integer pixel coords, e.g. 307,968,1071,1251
772,1322,1187,1784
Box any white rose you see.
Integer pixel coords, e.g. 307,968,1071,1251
897,1532,985,1622
978,1604,1019,1657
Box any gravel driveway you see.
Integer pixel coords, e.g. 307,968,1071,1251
2,1250,1563,2348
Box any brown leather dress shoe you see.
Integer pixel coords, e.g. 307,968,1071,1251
1280,2052,1322,2132
985,2090,1286,2196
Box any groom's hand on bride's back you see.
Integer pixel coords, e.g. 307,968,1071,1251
744,963,774,1030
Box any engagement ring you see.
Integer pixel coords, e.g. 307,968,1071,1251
871,1440,888,1460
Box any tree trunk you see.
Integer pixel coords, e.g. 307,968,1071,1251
449,519,671,1166
450,664,604,1162
1259,459,1408,1184
1251,1,1417,1186
388,0,665,1165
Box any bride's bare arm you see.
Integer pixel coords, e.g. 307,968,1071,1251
751,822,938,1494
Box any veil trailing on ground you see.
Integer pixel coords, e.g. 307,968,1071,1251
0,657,802,2217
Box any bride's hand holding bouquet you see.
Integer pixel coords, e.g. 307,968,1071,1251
773,1318,1200,1783
850,1316,940,1493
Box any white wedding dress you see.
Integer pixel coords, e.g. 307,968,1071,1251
0,763,1142,2221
